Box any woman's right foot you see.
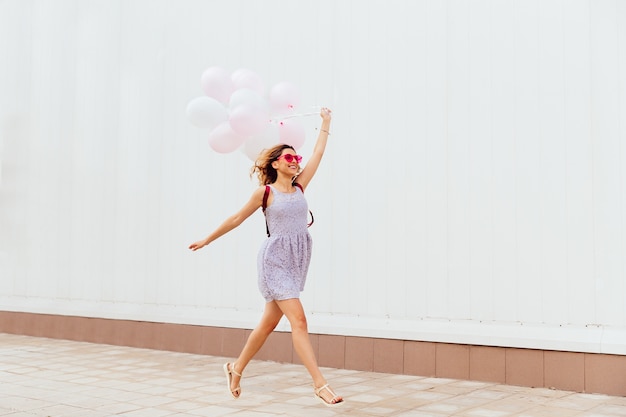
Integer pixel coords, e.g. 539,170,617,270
314,383,344,407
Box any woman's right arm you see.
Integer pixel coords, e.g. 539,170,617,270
188,186,266,251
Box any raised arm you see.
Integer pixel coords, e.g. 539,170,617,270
189,186,266,251
294,107,332,190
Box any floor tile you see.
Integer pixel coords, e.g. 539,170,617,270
0,333,624,417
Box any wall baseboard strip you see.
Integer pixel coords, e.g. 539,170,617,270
1,311,624,397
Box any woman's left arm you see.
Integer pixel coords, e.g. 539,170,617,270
295,107,332,190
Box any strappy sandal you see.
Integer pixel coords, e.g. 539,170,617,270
314,383,344,407
223,362,242,399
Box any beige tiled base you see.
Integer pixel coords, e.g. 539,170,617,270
1,311,625,398
2,333,626,417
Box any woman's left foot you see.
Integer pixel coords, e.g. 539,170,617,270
223,362,242,399
314,383,344,407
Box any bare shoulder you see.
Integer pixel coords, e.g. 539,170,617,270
251,185,268,202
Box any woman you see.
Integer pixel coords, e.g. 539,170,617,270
189,107,343,407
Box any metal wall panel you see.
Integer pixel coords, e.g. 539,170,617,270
1,0,625,353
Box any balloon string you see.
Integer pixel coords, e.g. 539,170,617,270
273,111,319,121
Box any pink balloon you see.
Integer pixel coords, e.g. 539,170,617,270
201,66,234,104
269,81,301,115
208,121,246,153
231,68,265,95
278,119,306,149
229,104,270,137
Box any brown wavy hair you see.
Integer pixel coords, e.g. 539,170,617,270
250,144,299,185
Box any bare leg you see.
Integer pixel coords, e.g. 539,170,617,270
275,298,343,404
228,301,283,396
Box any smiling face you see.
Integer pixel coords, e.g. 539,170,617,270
273,148,302,175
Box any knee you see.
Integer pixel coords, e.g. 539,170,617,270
289,314,308,333
259,317,280,334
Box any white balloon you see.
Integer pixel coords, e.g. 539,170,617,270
242,123,280,161
229,88,269,112
186,96,228,129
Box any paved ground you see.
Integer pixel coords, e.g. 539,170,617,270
1,333,625,417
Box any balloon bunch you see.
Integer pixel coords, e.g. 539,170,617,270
186,66,308,161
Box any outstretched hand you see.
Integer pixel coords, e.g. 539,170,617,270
189,240,208,251
320,107,332,121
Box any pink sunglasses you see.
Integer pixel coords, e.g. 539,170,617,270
278,154,303,164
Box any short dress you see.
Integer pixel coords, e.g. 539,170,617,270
257,185,312,302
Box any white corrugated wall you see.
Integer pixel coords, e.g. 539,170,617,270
0,0,625,354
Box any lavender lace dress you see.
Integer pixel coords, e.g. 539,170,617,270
257,185,312,302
